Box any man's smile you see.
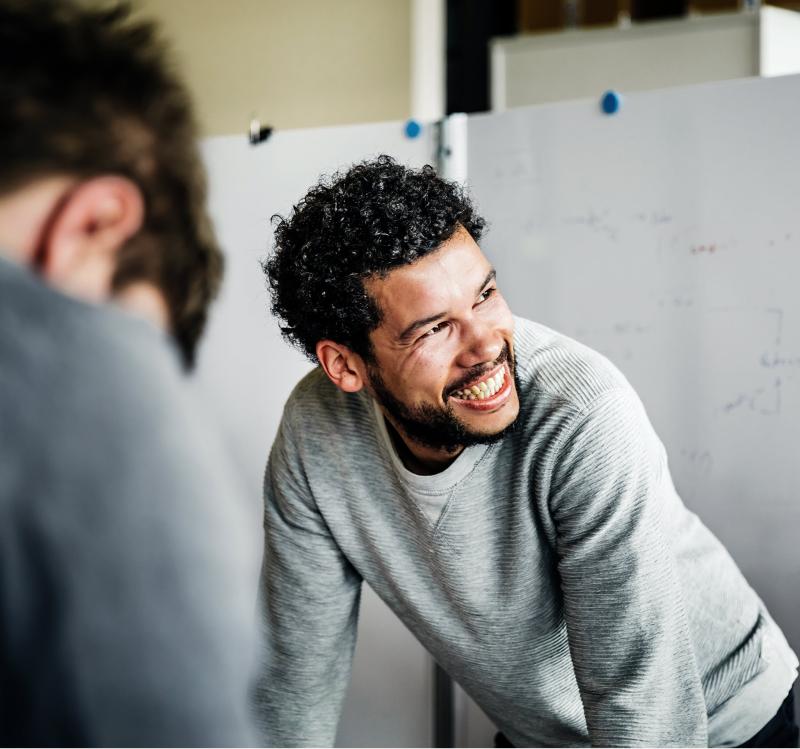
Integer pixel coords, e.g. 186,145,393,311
448,362,513,411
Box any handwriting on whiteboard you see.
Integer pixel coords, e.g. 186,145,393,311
690,243,718,255
633,211,674,226
553,207,795,263
759,307,800,369
562,210,619,243
721,377,782,416
679,448,714,475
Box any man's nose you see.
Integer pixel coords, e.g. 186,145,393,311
456,319,503,369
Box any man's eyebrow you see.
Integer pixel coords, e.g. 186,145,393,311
398,312,446,344
397,268,497,343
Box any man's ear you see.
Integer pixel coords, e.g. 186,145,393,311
316,340,367,393
40,176,144,301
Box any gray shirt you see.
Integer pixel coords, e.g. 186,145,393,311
255,316,797,747
0,256,258,746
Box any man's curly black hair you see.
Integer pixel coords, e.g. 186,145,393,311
264,155,486,362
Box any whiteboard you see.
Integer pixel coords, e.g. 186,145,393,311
465,73,800,727
197,120,438,747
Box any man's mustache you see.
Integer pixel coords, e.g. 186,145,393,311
445,342,512,397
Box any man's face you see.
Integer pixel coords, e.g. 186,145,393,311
364,227,520,456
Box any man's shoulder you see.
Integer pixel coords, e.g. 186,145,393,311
513,316,633,413
287,366,336,405
281,366,371,439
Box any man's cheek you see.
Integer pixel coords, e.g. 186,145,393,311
405,357,451,399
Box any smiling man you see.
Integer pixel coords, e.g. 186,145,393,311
359,239,518,470
255,156,798,747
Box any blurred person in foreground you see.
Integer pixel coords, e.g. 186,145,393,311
0,1,256,745
255,157,798,747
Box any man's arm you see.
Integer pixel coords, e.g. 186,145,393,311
253,417,362,747
548,388,707,747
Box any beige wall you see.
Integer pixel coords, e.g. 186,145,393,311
135,0,412,136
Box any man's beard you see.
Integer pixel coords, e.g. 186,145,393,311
367,343,519,454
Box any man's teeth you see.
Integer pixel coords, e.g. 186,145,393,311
453,368,506,400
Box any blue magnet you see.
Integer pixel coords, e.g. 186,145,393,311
600,90,622,115
404,119,422,139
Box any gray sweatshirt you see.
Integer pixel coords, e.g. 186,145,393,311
255,316,797,747
0,256,258,746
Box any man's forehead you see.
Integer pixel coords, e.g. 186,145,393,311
366,235,493,337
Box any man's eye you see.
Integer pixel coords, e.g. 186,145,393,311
477,287,496,303
421,322,446,339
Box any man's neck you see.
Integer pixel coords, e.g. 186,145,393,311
114,282,170,332
382,416,462,476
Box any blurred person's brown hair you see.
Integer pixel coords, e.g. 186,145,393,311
0,0,222,368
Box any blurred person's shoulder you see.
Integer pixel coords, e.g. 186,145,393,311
0,254,187,436
0,254,248,529
0,257,258,746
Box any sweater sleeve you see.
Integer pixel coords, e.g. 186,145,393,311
253,416,362,747
548,388,707,747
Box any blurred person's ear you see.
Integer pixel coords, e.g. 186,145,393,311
0,175,168,331
40,176,144,302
